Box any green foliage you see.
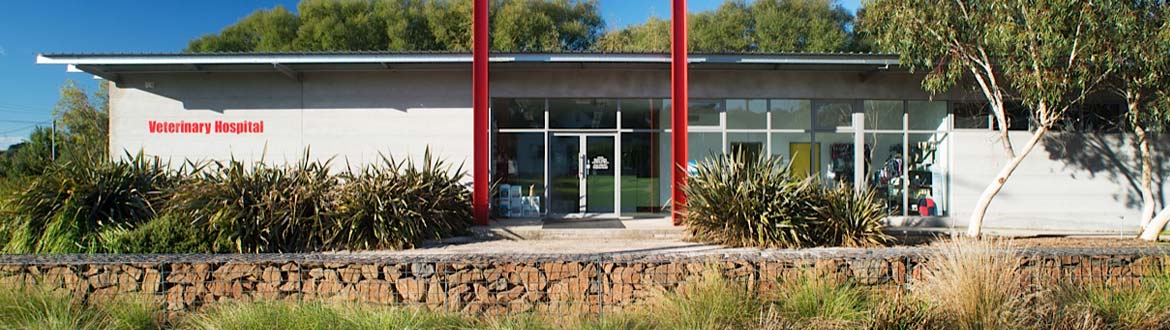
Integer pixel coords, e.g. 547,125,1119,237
187,0,605,53
334,151,473,250
0,284,159,330
181,301,471,330
168,156,337,253
644,270,763,330
187,6,300,52
814,184,892,248
53,80,110,166
770,271,867,324
683,152,890,248
3,153,174,254
599,0,859,52
103,212,219,254
0,128,56,179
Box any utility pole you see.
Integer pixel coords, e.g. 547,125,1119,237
50,118,56,161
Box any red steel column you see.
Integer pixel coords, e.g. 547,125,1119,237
473,0,490,225
671,0,688,225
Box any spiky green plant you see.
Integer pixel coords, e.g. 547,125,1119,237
682,152,821,248
167,154,337,253
3,152,176,253
332,150,472,250
813,184,893,247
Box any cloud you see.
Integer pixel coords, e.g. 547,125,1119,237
0,46,6,56
0,136,23,150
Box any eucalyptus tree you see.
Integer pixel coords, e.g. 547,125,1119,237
1134,3,1170,241
1096,0,1170,239
863,0,1112,237
187,6,300,52
593,17,671,52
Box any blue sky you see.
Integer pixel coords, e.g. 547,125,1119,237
0,0,862,148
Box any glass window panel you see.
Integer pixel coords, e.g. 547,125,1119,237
772,132,816,178
687,132,723,165
864,133,906,216
661,99,673,129
727,99,767,129
549,99,617,129
621,132,670,213
864,100,904,130
771,99,811,130
814,101,854,130
908,133,948,216
728,133,767,160
953,103,990,129
817,133,856,187
908,101,948,131
493,133,545,216
621,99,667,129
492,98,544,129
688,99,721,127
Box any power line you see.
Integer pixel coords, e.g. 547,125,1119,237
0,122,48,136
0,119,50,124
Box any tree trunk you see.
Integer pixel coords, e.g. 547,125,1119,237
967,126,1050,238
1135,122,1156,231
1139,207,1170,241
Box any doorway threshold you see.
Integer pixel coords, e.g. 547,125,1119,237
475,217,682,240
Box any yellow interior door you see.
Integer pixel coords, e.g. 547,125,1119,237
789,143,820,178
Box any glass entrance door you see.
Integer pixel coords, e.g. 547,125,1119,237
549,133,617,217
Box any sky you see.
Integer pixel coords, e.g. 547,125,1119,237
0,0,862,149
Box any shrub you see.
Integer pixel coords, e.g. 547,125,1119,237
913,239,1028,330
813,184,892,247
682,152,820,248
3,153,175,253
332,151,473,250
682,152,890,248
167,156,336,253
103,212,219,254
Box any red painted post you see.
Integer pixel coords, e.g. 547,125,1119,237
671,0,688,226
473,0,490,225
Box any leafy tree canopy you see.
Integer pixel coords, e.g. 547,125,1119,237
188,0,862,53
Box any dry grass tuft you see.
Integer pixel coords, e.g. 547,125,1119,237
913,238,1029,330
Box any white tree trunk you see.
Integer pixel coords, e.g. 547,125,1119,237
967,126,1050,238
1135,123,1156,231
1139,207,1170,241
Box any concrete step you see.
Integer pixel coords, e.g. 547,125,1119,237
471,226,686,240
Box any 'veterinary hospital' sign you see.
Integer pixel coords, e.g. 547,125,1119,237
148,120,265,134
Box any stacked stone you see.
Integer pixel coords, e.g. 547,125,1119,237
0,248,1164,318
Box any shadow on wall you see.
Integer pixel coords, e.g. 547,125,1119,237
1042,132,1169,211
116,71,473,113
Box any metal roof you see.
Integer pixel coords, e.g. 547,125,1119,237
36,51,902,81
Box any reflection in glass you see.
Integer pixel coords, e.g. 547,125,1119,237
909,101,948,131
814,101,854,130
771,132,816,178
688,132,722,164
585,136,615,213
493,133,545,215
493,99,544,128
909,133,948,216
817,133,856,187
865,133,905,216
549,99,617,129
549,135,581,214
621,133,669,213
621,99,666,129
771,99,811,130
727,99,767,129
728,133,766,160
864,100,904,130
688,99,721,126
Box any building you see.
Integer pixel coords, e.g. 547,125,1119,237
36,51,1163,234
